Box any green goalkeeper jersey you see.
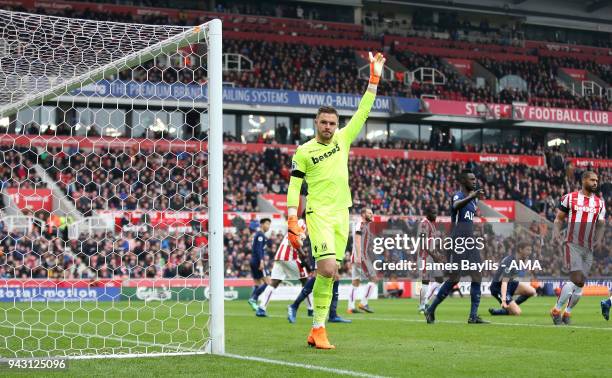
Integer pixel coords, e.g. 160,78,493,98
288,91,376,211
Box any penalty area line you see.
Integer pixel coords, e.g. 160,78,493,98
223,353,388,378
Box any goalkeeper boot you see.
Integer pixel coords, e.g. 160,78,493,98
358,304,374,313
601,299,611,321
247,298,258,311
550,308,563,325
328,315,352,323
308,327,335,350
287,305,297,324
561,312,571,325
255,307,267,317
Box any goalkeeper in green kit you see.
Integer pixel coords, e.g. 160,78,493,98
286,52,386,349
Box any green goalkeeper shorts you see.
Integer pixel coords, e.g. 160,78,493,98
306,207,349,262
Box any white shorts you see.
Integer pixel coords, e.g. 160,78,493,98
564,242,593,274
271,260,308,281
417,254,444,281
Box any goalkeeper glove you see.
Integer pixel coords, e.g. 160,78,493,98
368,51,385,85
287,215,305,249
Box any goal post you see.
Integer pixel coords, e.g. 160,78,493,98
0,10,224,359
206,18,224,356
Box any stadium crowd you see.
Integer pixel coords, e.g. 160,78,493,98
1,209,609,280
8,3,610,110
8,144,609,222
0,146,46,190
39,147,208,217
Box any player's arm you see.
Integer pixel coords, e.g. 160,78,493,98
287,150,306,249
354,227,362,260
452,190,484,211
500,278,509,308
338,52,386,145
553,195,569,243
593,204,606,249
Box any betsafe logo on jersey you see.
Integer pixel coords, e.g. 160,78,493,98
311,143,340,164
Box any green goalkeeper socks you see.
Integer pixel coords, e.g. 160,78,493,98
312,273,334,327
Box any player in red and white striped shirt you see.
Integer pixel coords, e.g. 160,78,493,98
348,208,379,314
551,171,606,325
417,205,445,313
256,219,311,317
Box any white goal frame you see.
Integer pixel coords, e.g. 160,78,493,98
0,15,224,358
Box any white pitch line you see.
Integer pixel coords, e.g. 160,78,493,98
223,353,388,378
223,312,612,331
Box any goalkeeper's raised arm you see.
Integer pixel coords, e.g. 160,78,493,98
284,51,385,350
286,51,386,225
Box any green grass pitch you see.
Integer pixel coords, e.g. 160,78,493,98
0,296,609,377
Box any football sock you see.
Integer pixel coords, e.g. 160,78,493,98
470,282,481,318
427,280,454,313
426,281,441,302
312,274,334,328
555,282,575,311
258,285,275,311
348,285,357,310
420,284,429,307
251,283,267,300
250,285,259,300
328,280,340,318
306,293,314,310
565,285,583,313
361,282,375,306
292,277,315,310
490,308,509,315
515,295,530,305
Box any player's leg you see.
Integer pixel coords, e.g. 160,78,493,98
490,281,521,316
426,276,443,305
424,270,459,323
258,262,286,316
288,274,315,323
467,270,487,323
601,287,611,321
248,263,264,311
562,270,586,324
514,281,536,305
552,244,588,325
348,270,361,313
306,210,342,349
420,280,430,312
257,278,280,317
358,275,376,313
297,262,314,315
465,246,488,324
329,279,352,323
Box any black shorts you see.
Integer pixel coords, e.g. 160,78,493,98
250,261,269,280
490,281,519,304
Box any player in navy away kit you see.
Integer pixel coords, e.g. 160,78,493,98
488,242,536,316
425,169,489,324
248,218,272,311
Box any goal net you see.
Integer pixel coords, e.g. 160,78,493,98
0,10,224,358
